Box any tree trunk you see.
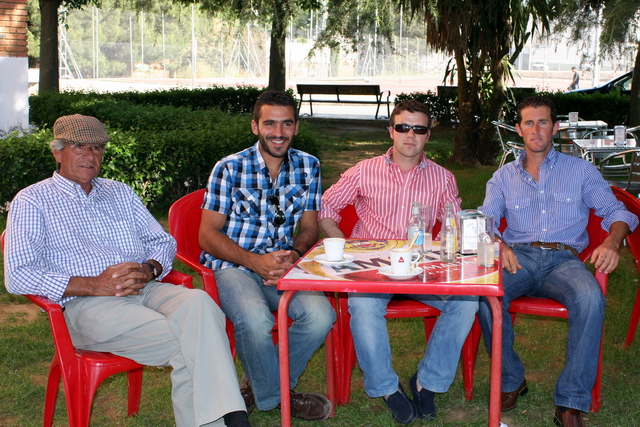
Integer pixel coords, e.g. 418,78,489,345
267,0,287,91
451,51,481,167
39,0,61,93
630,42,640,127
478,57,507,165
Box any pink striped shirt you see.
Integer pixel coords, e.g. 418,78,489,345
319,148,462,239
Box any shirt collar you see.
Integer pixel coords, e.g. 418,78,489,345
383,147,430,171
251,141,292,178
51,171,102,197
515,147,559,173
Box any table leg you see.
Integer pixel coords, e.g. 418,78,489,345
278,290,296,427
488,296,503,427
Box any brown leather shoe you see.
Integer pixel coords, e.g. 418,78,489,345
287,391,332,421
501,379,528,411
239,375,255,415
554,407,586,427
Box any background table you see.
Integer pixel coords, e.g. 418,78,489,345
572,138,638,163
277,239,504,427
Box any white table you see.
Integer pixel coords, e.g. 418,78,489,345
572,138,638,163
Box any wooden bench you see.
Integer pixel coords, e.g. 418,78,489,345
297,84,391,119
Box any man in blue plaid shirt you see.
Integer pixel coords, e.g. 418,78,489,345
199,91,335,421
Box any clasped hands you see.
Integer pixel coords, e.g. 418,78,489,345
97,262,151,297
249,250,297,286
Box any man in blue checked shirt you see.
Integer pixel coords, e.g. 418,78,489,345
4,114,250,427
199,91,335,421
478,96,638,427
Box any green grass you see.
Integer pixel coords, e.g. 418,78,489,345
2,120,640,426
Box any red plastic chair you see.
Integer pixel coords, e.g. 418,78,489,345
333,204,480,405
168,189,338,407
1,230,194,427
610,186,640,347
467,210,608,412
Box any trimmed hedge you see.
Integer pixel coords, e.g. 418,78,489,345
2,91,320,211
29,86,267,128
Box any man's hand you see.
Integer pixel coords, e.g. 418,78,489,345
64,262,147,297
501,243,522,274
248,250,294,286
589,242,620,274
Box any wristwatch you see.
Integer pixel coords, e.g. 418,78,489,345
143,262,159,280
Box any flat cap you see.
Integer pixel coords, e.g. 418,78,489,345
53,114,110,146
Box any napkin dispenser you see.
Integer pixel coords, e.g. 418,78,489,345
457,210,491,254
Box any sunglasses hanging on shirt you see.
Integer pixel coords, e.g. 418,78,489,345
267,195,286,226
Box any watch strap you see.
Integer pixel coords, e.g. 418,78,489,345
142,261,159,280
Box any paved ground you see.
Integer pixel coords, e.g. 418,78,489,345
59,71,616,121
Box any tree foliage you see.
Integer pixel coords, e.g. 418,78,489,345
555,0,639,126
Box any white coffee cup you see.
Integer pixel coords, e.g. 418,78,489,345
324,238,346,262
389,248,420,275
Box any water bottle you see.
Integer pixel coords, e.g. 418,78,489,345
440,203,458,262
407,201,425,255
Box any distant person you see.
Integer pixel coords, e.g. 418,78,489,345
567,67,580,91
3,114,250,427
198,90,335,421
319,99,478,424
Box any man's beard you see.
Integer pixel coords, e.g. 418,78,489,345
258,134,292,158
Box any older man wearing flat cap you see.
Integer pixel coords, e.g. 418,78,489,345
4,114,251,427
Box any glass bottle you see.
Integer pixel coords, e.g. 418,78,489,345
440,203,458,262
407,201,425,255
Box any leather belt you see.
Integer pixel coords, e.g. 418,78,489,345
524,242,579,257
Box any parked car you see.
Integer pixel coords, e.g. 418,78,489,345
569,71,633,95
532,61,549,71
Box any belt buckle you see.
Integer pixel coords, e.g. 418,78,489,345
539,242,553,250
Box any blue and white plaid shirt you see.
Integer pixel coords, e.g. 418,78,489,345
480,149,638,252
4,172,176,306
201,142,321,271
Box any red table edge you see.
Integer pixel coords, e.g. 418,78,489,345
277,239,504,427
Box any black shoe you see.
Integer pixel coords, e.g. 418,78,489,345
383,383,418,424
409,373,436,420
287,391,332,421
239,375,255,415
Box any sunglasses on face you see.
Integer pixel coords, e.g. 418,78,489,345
393,124,430,135
267,195,286,226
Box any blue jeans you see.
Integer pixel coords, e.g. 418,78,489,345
348,292,478,397
478,245,605,412
215,267,336,411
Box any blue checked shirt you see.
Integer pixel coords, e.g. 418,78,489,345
4,172,176,306
201,142,321,271
479,149,638,253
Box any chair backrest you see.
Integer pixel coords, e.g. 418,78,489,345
611,186,640,270
168,188,207,262
337,205,441,239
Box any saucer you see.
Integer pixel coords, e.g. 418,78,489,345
378,266,423,280
313,253,356,266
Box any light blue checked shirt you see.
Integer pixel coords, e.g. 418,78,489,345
4,172,176,306
480,149,638,253
201,142,321,271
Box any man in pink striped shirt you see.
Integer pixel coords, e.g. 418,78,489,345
319,100,478,424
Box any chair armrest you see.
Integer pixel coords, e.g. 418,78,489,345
175,253,220,303
160,269,194,289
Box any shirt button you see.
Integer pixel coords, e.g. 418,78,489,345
540,190,544,193
567,198,571,201
543,229,547,232
542,210,546,214
515,205,519,209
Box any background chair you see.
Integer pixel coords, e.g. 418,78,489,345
610,186,640,347
168,189,338,406
492,121,524,168
598,149,640,196
1,230,193,427
467,210,608,412
333,204,480,405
